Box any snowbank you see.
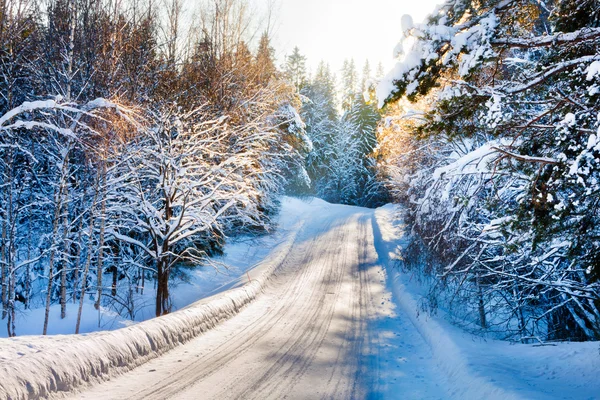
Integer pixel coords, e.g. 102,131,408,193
373,205,519,399
0,217,303,400
373,204,600,400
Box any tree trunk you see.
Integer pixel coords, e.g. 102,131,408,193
155,259,171,317
73,213,84,303
76,208,96,334
477,273,487,329
43,149,70,335
94,164,107,311
513,283,527,339
1,210,7,320
111,265,118,297
6,177,15,336
43,249,57,335
25,209,32,309
7,261,15,337
60,210,70,319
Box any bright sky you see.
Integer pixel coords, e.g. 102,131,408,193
269,0,441,76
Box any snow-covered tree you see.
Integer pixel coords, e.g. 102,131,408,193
360,60,372,94
107,109,249,316
301,62,338,193
340,58,358,112
284,46,308,91
377,0,600,340
0,0,307,335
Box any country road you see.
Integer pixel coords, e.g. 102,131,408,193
67,203,445,400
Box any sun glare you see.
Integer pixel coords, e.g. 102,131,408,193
272,0,441,72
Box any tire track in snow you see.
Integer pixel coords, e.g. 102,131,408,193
130,216,338,400
66,205,447,400
243,214,356,399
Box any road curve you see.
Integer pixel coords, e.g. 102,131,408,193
67,204,444,400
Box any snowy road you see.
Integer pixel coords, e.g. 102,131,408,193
67,203,445,400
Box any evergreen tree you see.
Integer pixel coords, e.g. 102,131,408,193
284,46,307,91
360,60,371,93
375,61,385,80
301,59,386,206
340,58,357,111
255,32,276,84
378,0,600,340
347,94,387,206
300,61,338,194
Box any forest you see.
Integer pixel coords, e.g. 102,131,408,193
1,0,599,346
377,0,600,341
0,0,388,337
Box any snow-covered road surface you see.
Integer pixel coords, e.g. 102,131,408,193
67,202,446,400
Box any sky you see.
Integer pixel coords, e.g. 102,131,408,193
269,0,441,76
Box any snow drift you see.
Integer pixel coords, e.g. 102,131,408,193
373,205,520,400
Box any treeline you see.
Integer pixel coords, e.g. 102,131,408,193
377,0,600,341
0,0,309,335
283,48,390,207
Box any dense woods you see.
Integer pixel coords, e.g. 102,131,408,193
0,0,310,334
377,0,600,341
2,0,599,346
284,49,389,206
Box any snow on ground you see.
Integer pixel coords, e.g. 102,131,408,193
60,198,447,400
0,196,314,338
1,198,598,400
0,303,132,338
374,204,600,400
0,197,330,399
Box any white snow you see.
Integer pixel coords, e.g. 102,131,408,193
0,197,312,399
0,197,310,337
0,198,598,399
586,61,600,81
377,11,499,107
401,14,414,35
431,138,511,181
373,204,600,400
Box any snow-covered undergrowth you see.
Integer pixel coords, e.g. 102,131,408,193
374,204,600,400
0,197,311,400
0,197,312,338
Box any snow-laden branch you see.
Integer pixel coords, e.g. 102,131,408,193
0,96,137,137
491,27,600,48
504,55,600,95
490,146,558,165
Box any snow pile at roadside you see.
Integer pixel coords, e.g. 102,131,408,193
373,205,518,399
0,198,307,400
373,204,600,400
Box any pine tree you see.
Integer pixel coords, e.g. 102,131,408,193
340,58,357,111
284,46,307,91
360,60,371,93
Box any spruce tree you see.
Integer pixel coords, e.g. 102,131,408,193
360,60,371,93
256,32,276,84
340,58,357,111
284,46,307,91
